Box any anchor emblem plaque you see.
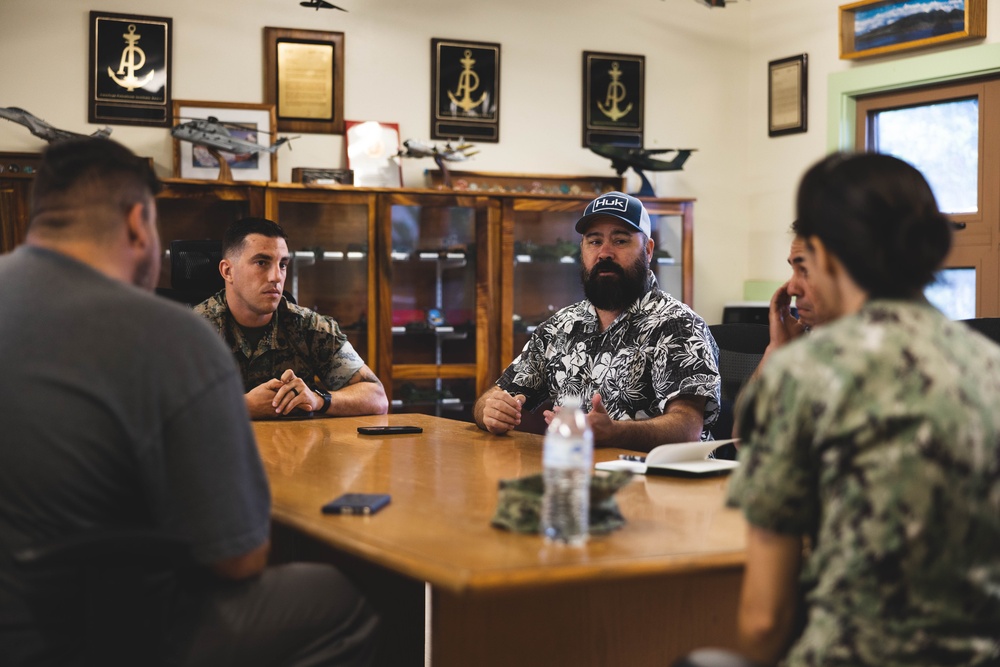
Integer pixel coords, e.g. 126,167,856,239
431,38,500,143
89,11,172,127
582,51,644,148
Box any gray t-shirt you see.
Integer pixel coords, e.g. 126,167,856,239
0,246,270,656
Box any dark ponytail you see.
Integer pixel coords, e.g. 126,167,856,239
793,152,951,298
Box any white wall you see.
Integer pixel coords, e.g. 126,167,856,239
3,0,999,323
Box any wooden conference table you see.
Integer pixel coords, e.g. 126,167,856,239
254,414,747,667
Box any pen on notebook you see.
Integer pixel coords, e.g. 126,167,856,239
618,454,646,462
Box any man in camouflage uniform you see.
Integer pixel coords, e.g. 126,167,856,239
195,218,387,420
724,153,1000,667
474,191,720,451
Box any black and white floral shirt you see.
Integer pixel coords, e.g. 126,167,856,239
498,272,720,439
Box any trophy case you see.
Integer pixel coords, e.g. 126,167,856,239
375,192,500,421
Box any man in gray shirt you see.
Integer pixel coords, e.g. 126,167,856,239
0,137,377,666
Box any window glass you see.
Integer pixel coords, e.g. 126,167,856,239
872,98,978,214
925,267,976,320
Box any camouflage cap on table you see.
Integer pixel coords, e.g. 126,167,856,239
491,471,634,534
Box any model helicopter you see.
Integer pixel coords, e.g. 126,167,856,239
300,0,347,10
171,116,294,181
396,139,478,188
589,143,696,197
0,106,112,144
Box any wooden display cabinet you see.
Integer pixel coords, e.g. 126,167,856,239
0,175,695,423
375,192,501,420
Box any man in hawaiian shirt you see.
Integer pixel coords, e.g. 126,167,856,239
474,191,720,450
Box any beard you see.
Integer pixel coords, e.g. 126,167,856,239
582,255,649,311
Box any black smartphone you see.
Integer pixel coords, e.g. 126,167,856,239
321,493,391,515
357,426,423,435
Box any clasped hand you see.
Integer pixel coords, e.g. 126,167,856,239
246,369,320,418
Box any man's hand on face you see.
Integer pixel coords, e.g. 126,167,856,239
769,280,807,348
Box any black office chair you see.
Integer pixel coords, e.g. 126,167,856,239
960,317,1000,345
13,529,190,666
156,239,225,306
156,239,296,306
708,323,770,458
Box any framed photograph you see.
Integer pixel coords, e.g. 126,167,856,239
839,0,986,60
431,38,500,143
345,120,403,187
582,52,644,148
264,27,344,135
768,54,808,137
89,11,172,126
172,100,277,182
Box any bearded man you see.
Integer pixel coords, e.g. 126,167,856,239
474,191,720,451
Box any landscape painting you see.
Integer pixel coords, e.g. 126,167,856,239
840,0,985,59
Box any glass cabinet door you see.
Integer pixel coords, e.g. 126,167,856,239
155,181,264,296
380,194,493,420
510,205,583,358
269,187,374,363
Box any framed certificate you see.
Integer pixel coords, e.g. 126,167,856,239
264,27,344,134
768,54,807,137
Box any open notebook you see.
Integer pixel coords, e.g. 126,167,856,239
595,439,739,476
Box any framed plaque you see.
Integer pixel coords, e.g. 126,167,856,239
89,11,172,127
264,27,344,134
768,54,807,137
431,38,500,143
582,51,644,148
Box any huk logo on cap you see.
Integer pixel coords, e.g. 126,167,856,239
590,194,629,214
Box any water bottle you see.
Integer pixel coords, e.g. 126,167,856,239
541,395,594,545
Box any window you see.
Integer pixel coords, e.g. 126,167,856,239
856,78,1000,317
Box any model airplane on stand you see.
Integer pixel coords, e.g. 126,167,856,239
171,116,294,182
396,139,478,188
0,106,112,144
589,143,696,197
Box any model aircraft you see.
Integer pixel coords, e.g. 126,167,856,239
397,139,478,162
396,139,478,188
171,117,293,157
0,106,112,144
589,143,696,197
300,0,347,10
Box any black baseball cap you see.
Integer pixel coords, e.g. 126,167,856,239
574,191,651,236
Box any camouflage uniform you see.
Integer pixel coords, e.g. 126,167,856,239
727,300,1000,667
195,290,364,393
497,272,720,439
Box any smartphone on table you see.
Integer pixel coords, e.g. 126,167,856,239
357,426,422,435
321,493,391,515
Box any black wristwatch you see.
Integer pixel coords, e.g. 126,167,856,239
315,388,332,415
